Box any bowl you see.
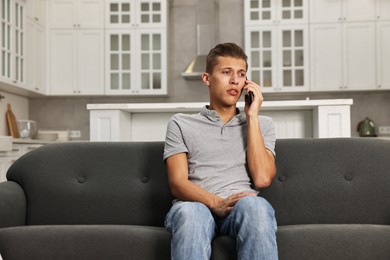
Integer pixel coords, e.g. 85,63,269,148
16,120,38,139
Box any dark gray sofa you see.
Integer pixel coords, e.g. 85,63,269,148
0,138,389,260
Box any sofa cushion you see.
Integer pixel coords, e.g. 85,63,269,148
7,142,174,226
0,225,171,260
260,138,390,226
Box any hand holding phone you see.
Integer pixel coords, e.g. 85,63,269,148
246,91,254,105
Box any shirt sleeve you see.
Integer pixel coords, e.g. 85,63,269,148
163,115,189,161
259,116,276,157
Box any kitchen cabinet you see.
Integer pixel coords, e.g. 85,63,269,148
376,0,390,21
25,13,46,94
376,22,390,90
49,29,104,95
244,0,309,93
0,0,25,87
49,0,103,29
310,22,376,91
105,0,167,95
48,0,105,95
310,0,376,23
0,156,16,182
25,0,45,27
245,0,308,25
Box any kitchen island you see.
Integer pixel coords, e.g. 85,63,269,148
87,99,353,141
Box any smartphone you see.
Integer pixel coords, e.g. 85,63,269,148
246,91,254,105
245,77,254,105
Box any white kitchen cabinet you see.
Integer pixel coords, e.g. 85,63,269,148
25,19,46,94
0,156,16,182
310,22,376,91
245,0,308,25
376,0,390,21
376,22,390,90
49,0,103,29
245,24,309,93
310,0,376,23
105,0,166,29
105,0,167,95
25,0,45,27
49,29,104,95
244,0,309,93
0,0,25,87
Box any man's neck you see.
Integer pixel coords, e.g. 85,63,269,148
209,104,238,124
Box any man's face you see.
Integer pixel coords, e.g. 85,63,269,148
203,56,247,107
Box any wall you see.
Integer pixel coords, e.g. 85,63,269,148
28,0,390,139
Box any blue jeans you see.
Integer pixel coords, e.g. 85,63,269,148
165,196,278,260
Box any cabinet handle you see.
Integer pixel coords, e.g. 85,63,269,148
35,17,39,21
378,85,381,89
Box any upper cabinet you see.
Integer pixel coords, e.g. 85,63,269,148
310,0,376,23
25,0,45,27
244,0,309,93
48,0,105,95
49,0,104,29
105,0,167,95
0,0,25,87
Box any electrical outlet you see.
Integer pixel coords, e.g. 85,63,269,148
69,130,81,139
378,126,390,135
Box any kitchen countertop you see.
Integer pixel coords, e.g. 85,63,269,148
87,99,354,113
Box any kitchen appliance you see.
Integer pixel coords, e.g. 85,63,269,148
17,120,38,139
357,117,376,137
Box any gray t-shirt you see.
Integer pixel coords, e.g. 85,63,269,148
163,106,276,199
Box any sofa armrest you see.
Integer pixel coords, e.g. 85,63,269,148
0,181,26,228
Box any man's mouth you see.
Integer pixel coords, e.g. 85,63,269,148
227,89,239,96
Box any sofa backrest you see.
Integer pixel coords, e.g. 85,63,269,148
260,138,390,226
7,138,390,227
7,142,174,227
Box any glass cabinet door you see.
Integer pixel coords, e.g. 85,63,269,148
137,0,165,27
106,0,133,28
139,30,165,92
246,28,276,91
106,31,134,93
245,0,307,24
14,0,24,83
1,0,12,80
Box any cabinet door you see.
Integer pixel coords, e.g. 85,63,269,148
245,27,276,92
50,0,76,28
13,0,25,85
26,0,45,26
343,22,375,90
77,30,104,95
136,0,166,28
277,25,309,92
343,0,376,22
310,0,342,23
276,0,307,23
106,0,134,28
376,22,390,90
245,0,275,25
310,23,343,91
137,29,166,94
77,0,104,28
1,0,12,82
376,0,390,20
25,20,45,93
106,30,136,94
49,30,76,94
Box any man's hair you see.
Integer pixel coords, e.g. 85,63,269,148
205,42,248,74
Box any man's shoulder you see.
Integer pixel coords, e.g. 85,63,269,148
170,112,202,123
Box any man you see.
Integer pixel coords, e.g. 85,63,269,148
163,43,278,260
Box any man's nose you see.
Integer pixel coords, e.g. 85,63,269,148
230,74,239,85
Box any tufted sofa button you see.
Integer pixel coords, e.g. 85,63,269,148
78,177,85,183
141,176,149,183
344,174,353,181
278,176,286,182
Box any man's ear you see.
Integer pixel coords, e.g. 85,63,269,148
202,73,210,86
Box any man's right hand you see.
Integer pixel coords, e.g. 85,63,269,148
211,192,257,217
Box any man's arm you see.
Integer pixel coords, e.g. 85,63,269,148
166,153,255,217
244,79,276,189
